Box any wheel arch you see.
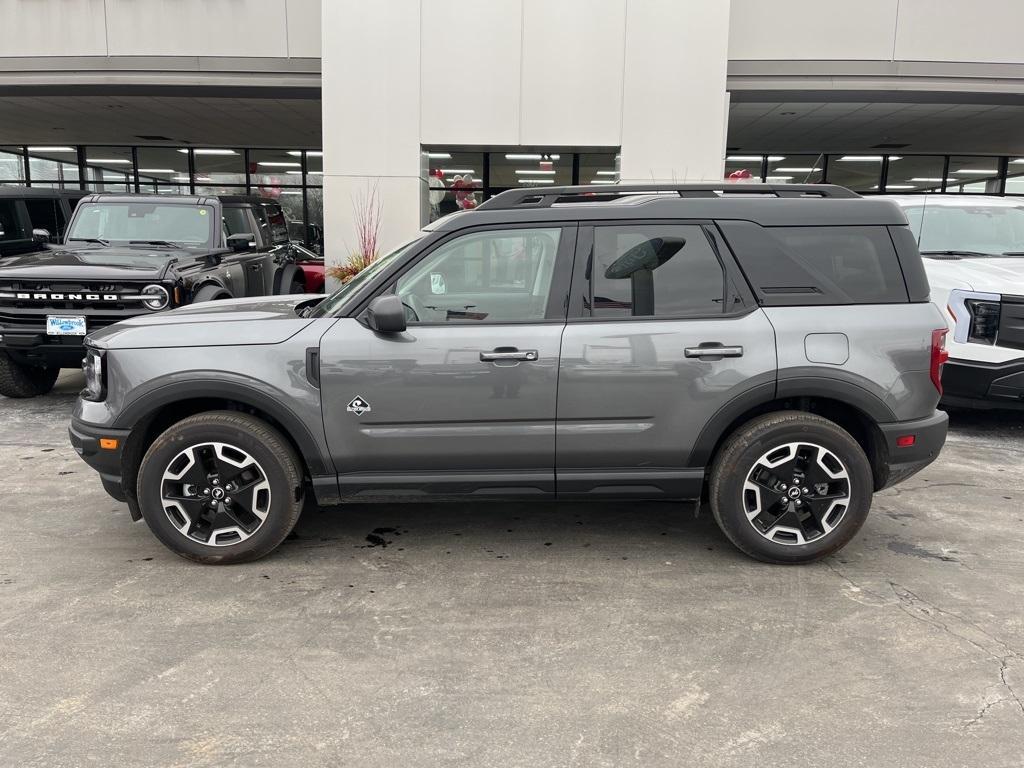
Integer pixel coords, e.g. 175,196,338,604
191,281,233,302
690,381,891,492
273,263,302,295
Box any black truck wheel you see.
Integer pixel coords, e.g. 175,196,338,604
0,351,60,398
709,411,873,564
192,284,232,302
136,411,305,564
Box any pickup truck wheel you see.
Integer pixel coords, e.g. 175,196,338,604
288,278,305,294
0,352,60,398
192,285,232,302
709,411,873,564
136,411,304,564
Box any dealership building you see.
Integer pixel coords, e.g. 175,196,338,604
3,0,1024,269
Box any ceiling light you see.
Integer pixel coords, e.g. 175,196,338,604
517,179,555,184
772,167,820,173
506,154,542,160
515,169,556,175
1009,159,1024,164
952,168,997,174
280,191,303,195
727,155,762,162
440,168,475,174
885,185,916,189
89,159,132,165
28,146,76,152
257,161,301,167
838,155,900,162
101,175,126,181
179,149,237,155
308,170,323,175
766,176,793,181
306,151,323,157
138,168,175,173
286,171,302,175
590,180,617,185
909,178,944,182
596,171,619,176
425,152,451,159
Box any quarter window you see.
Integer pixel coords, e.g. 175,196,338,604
0,200,26,242
395,228,562,323
588,225,725,318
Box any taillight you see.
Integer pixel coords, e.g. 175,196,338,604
930,328,949,395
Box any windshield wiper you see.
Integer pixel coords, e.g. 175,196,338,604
1003,251,1024,257
920,249,998,259
68,237,110,246
129,240,181,248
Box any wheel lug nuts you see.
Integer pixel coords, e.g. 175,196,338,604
225,498,232,505
803,487,810,494
796,500,802,506
212,479,220,486
203,488,210,495
781,484,788,490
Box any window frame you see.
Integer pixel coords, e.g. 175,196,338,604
567,220,754,323
355,222,579,327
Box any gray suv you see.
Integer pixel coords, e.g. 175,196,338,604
69,184,949,565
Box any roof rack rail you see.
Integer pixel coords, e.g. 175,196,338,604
476,183,860,210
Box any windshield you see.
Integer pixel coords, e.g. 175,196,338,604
310,235,426,317
903,202,1024,256
66,202,216,248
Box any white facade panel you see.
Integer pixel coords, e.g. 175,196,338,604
420,0,522,146
895,0,1024,64
519,0,626,146
105,0,289,57
620,0,730,182
286,0,322,57
0,0,108,56
729,0,898,61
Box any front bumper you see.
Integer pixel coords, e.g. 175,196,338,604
941,357,1024,409
69,418,131,504
875,410,948,490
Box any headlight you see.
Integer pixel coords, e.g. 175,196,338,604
82,348,106,402
141,284,170,311
948,289,1001,345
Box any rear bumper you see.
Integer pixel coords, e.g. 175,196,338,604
69,418,131,503
941,357,1024,409
875,410,948,490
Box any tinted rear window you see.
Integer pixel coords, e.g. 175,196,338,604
718,221,908,305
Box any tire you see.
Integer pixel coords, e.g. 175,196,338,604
709,411,873,564
136,411,305,564
193,284,232,302
288,279,305,294
0,351,60,398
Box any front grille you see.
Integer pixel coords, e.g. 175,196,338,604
998,295,1024,351
0,280,155,315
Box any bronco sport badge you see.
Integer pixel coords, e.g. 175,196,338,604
346,396,371,415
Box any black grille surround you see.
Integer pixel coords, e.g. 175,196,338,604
997,294,1024,351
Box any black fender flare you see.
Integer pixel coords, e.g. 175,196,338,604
273,263,302,295
192,282,233,302
114,375,331,478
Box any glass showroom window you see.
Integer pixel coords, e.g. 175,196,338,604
250,148,303,187
884,155,945,193
947,156,1002,194
1007,158,1024,196
424,151,484,221
27,146,80,188
0,146,26,183
725,154,766,182
826,155,884,192
84,146,134,193
192,148,245,192
489,151,572,190
766,154,823,184
136,147,190,194
579,152,619,185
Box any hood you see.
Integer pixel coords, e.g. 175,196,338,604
923,255,1024,296
0,245,192,282
87,294,325,350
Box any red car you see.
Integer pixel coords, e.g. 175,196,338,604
289,243,326,293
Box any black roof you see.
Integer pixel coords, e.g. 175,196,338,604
430,183,909,230
77,193,280,207
0,186,89,200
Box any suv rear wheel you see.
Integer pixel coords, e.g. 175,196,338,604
0,352,60,398
709,412,873,564
136,411,304,564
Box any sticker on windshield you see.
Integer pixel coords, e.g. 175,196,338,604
199,209,207,215
346,396,371,416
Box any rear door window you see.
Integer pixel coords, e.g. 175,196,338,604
0,200,26,242
588,224,726,318
23,198,65,239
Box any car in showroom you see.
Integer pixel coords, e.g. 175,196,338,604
0,193,310,398
69,183,949,566
887,194,1024,409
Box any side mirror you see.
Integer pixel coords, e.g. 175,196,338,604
227,233,255,252
32,228,52,243
366,294,407,334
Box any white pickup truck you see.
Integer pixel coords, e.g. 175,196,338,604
887,195,1024,409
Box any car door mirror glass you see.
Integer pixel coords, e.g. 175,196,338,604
366,294,407,333
430,272,447,295
32,228,52,243
227,233,255,252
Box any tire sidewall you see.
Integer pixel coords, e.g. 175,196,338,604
712,418,873,564
138,417,301,563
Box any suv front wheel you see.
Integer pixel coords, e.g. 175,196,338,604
0,351,60,398
709,412,873,564
137,411,305,564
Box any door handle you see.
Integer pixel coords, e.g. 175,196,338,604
480,349,539,362
684,344,744,359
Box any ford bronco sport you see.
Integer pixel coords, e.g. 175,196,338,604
0,194,309,398
70,183,949,565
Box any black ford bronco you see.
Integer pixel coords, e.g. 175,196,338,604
0,194,308,398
